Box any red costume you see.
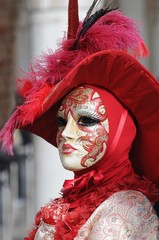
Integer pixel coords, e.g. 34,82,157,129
0,0,159,239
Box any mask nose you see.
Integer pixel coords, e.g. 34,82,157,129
61,112,77,140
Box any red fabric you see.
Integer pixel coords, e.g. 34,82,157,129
25,87,159,240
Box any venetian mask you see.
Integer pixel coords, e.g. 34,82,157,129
56,86,109,171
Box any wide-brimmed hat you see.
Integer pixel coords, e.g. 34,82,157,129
0,0,159,184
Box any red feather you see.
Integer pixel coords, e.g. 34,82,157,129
18,10,148,98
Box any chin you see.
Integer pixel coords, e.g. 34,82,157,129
63,165,80,171
60,153,87,171
61,161,84,172
63,165,75,171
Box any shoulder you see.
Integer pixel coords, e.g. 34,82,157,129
89,190,156,221
101,190,155,217
102,189,153,207
76,190,159,240
99,190,158,225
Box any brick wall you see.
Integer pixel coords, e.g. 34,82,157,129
0,0,18,130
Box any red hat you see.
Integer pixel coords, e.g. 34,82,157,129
0,0,159,184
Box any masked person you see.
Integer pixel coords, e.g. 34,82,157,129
0,0,159,239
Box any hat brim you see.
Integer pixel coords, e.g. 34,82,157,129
23,50,159,184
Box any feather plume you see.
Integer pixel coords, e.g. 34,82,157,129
73,1,118,49
17,8,148,99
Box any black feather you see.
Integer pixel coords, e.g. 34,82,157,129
86,0,99,19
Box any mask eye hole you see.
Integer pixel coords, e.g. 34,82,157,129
57,117,67,128
78,116,100,127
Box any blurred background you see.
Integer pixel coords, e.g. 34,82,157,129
0,0,159,239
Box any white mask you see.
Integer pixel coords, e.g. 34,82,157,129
56,86,109,171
